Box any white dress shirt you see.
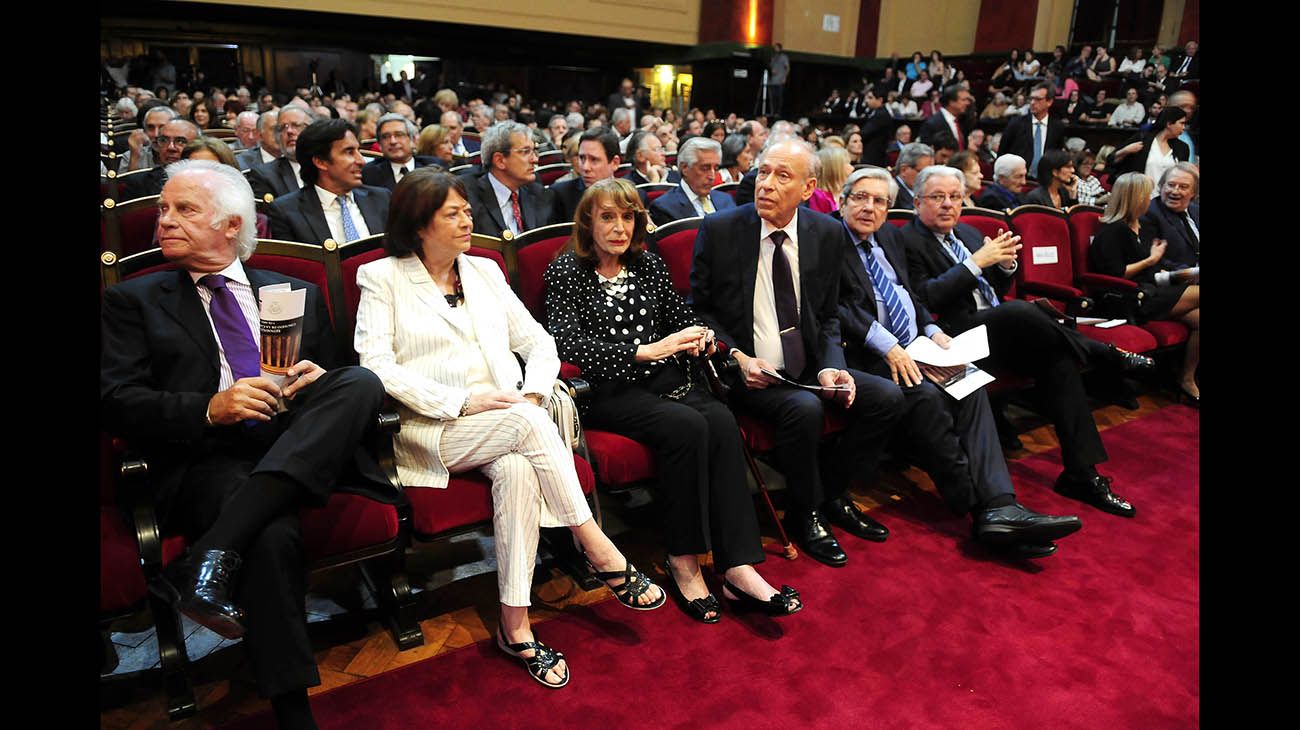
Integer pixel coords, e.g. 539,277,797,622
752,213,802,370
940,108,963,142
314,185,372,242
259,147,277,165
190,259,260,392
488,171,523,235
389,158,415,182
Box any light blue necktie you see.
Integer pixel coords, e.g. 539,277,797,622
1031,120,1044,176
338,194,360,242
860,241,913,345
945,233,1001,308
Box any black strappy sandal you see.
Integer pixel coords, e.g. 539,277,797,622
496,625,569,689
586,560,666,611
661,559,721,624
721,579,803,617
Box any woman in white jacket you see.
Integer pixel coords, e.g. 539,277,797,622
354,169,663,690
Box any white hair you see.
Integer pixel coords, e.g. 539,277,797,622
165,159,258,261
913,164,965,198
756,138,819,180
842,165,900,206
992,153,1026,182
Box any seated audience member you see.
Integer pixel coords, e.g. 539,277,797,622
656,122,679,153
465,103,493,136
1073,150,1110,207
189,98,220,131
543,179,802,620
438,110,471,158
415,124,456,168
905,51,927,80
464,121,553,238
1023,150,1078,210
886,124,912,154
719,133,752,184
981,92,1010,119
551,128,642,224
546,114,569,150
919,89,943,119
892,142,935,209
946,150,983,207
1087,46,1118,80
929,131,959,166
1138,162,1200,270
649,136,734,226
1093,145,1116,179
1118,46,1147,79
1080,89,1113,125
689,139,907,567
354,170,664,689
361,113,443,191
1004,93,1029,116
1065,45,1093,79
354,110,379,150
900,166,1151,518
1149,44,1172,71
989,50,1019,96
1138,100,1163,133
730,121,798,206
1107,107,1189,183
894,93,920,120
267,119,390,244
248,106,311,200
822,89,844,115
123,118,202,199
977,153,1024,209
121,104,178,173
909,70,934,100
1169,40,1199,80
233,111,268,165
181,137,239,168
102,159,391,729
230,110,259,152
844,130,866,165
968,128,995,166
1014,49,1042,82
1090,172,1199,403
835,168,1081,556
626,130,679,185
554,133,582,185
811,145,851,214
1063,89,1086,121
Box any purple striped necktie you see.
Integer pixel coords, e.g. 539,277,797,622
199,274,261,380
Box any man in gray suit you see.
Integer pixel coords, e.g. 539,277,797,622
236,110,280,171
248,107,311,201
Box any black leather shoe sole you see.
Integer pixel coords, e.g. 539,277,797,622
1001,542,1058,559
793,537,848,567
179,599,247,639
826,513,890,543
1056,485,1137,518
975,517,1081,546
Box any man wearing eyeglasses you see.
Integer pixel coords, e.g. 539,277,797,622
835,168,1081,557
123,118,202,199
361,113,444,192
247,106,312,201
997,82,1064,179
901,166,1151,520
464,121,554,239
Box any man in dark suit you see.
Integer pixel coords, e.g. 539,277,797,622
236,110,280,171
268,118,390,244
998,83,1065,179
901,166,1151,518
974,154,1028,211
689,139,906,567
918,87,974,151
836,168,1080,556
360,113,443,191
626,130,681,187
892,142,934,210
1138,162,1199,268
735,121,800,206
463,121,553,238
247,105,311,201
1169,40,1199,80
123,118,201,199
550,127,645,224
101,159,390,729
857,89,894,167
649,136,734,227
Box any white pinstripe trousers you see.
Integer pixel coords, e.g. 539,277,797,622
438,403,593,607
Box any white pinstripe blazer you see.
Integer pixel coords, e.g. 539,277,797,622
354,253,561,489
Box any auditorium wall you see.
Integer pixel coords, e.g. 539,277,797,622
179,0,700,47
772,0,862,58
1032,0,1074,52
874,0,980,57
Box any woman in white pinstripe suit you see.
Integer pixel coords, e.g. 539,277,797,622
354,169,664,689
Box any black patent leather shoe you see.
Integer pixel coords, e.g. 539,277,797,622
179,549,246,639
997,541,1059,559
783,509,847,567
823,496,889,542
1054,473,1136,518
1108,344,1155,372
661,559,721,624
972,504,1082,546
721,579,802,616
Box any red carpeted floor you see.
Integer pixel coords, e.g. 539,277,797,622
228,405,1199,729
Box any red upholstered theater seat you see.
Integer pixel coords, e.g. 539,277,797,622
637,182,676,203
1137,319,1190,348
961,207,1010,241
584,430,657,487
736,410,848,453
886,209,915,227
648,216,703,298
100,506,147,615
536,163,572,187
406,456,596,538
300,494,401,561
513,222,575,321
711,181,740,200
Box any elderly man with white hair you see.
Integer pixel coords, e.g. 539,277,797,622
974,153,1027,210
102,158,391,730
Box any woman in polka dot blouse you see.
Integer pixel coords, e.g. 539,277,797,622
544,179,802,622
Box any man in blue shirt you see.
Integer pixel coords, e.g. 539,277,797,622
834,167,1081,557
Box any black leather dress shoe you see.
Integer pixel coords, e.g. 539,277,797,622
1055,473,1136,518
1108,344,1155,372
972,504,1082,546
1000,542,1058,559
179,549,247,639
783,510,847,567
823,496,889,543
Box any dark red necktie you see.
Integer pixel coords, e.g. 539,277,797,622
510,190,524,234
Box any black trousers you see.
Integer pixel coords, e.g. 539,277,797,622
727,369,905,513
965,299,1108,474
858,359,1016,514
159,366,386,698
585,384,764,571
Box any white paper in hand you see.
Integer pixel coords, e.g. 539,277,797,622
258,287,307,411
905,324,991,367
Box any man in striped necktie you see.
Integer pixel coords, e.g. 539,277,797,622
835,167,1081,558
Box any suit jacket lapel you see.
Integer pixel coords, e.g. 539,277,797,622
795,212,820,349
298,188,334,243
739,209,760,343
355,188,387,234
277,158,298,194
398,256,469,335
158,269,220,376
478,175,509,234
